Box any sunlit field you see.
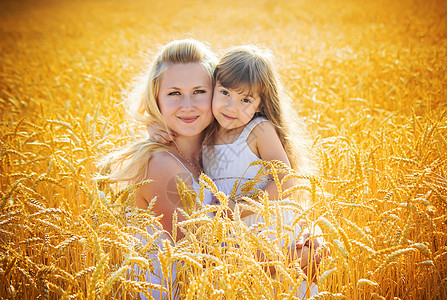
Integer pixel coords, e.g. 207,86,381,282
1,0,446,299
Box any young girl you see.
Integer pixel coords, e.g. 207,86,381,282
208,46,320,297
203,45,304,210
149,45,321,297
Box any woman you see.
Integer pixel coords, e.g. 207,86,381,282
106,38,216,299
108,39,216,238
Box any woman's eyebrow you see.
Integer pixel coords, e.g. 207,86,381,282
166,85,209,89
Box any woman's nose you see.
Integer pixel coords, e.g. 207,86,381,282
182,95,194,110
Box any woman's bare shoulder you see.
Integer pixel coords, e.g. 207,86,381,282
147,151,186,180
136,150,191,208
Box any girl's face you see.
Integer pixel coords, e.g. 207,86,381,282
158,63,213,137
212,82,261,131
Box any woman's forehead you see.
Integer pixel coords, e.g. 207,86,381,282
161,63,212,88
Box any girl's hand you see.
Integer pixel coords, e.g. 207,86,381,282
296,232,330,283
210,196,220,206
146,122,176,144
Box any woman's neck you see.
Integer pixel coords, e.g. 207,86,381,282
171,134,203,164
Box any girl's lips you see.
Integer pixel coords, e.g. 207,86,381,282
222,113,236,121
178,116,199,123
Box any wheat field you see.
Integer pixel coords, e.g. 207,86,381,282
1,0,446,299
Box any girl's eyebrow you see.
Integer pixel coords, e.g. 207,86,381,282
240,92,257,99
216,82,255,97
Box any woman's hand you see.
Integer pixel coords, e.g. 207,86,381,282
147,122,176,144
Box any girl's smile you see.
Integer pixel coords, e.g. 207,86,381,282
221,113,236,121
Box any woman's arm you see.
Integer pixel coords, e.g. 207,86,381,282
136,152,194,241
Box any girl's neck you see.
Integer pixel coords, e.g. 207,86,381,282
215,124,246,145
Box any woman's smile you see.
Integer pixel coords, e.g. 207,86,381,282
178,115,200,123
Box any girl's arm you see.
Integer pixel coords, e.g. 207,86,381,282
146,123,176,144
229,121,292,218
257,228,327,281
250,121,294,199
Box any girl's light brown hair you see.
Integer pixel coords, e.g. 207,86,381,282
207,45,312,173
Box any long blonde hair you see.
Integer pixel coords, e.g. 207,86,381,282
104,39,217,182
206,45,312,173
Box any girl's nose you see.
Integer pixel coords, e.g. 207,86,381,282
226,97,236,110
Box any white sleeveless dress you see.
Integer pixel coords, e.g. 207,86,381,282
202,117,318,298
202,117,271,226
133,151,212,300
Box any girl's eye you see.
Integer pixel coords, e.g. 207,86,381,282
241,98,252,104
168,91,181,96
220,90,229,96
194,89,206,94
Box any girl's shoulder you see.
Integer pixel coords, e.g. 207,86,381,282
246,119,280,157
249,118,277,139
242,117,271,138
249,118,290,164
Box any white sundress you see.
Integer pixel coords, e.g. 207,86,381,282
203,116,298,227
203,117,272,225
202,117,318,298
132,151,212,300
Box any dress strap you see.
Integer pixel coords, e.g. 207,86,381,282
165,151,196,183
238,116,269,141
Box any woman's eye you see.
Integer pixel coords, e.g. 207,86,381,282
241,98,252,103
194,89,206,94
168,91,181,96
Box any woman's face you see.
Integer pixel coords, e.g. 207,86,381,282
158,63,213,138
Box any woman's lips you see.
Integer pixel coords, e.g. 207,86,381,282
178,116,199,123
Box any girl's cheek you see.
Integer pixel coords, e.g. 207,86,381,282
211,103,219,117
212,94,223,107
